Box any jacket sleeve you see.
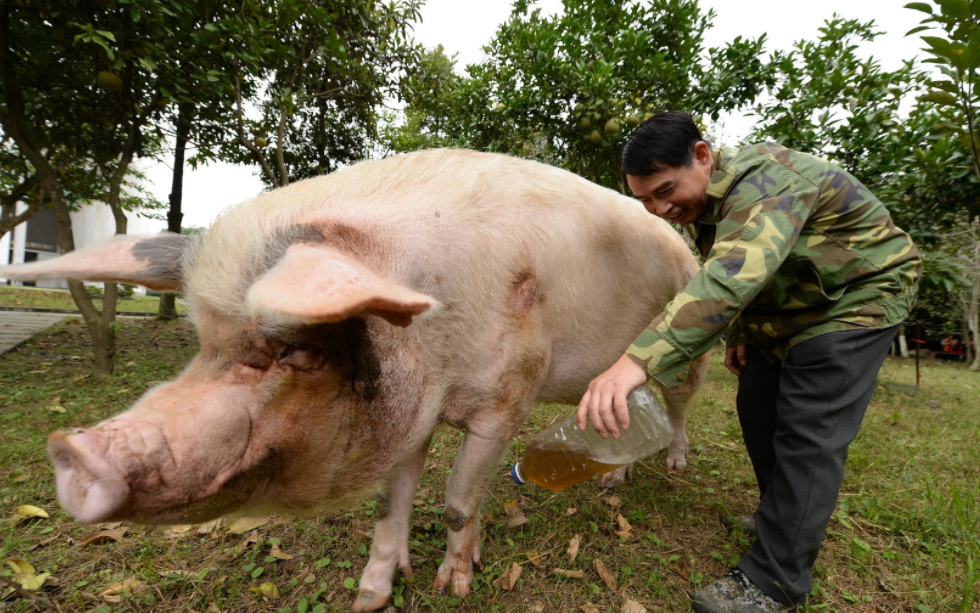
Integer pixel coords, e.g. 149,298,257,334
625,162,821,387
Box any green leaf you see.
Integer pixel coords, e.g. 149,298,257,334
920,90,960,106
937,0,970,18
922,35,957,60
342,577,356,590
905,1,933,12
906,25,931,36
95,29,116,41
138,56,157,72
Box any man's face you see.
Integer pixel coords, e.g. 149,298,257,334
626,141,713,226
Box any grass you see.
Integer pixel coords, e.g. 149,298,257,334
0,287,186,315
0,318,977,612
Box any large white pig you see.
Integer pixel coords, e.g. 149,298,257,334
2,149,708,611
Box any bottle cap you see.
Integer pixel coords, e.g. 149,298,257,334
510,463,526,485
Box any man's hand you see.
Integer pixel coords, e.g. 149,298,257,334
725,344,748,376
576,354,648,439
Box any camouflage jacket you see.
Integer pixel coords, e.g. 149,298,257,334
626,142,922,388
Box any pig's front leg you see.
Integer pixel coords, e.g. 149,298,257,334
433,431,510,597
658,351,710,470
354,440,430,613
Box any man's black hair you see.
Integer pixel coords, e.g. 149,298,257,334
621,111,707,177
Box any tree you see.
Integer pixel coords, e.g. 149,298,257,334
191,0,424,189
0,0,188,377
386,0,775,191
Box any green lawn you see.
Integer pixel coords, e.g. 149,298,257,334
0,286,185,315
0,319,977,612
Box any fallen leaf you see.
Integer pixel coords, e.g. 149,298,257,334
157,569,196,578
12,505,49,520
565,507,578,516
615,514,632,532
78,527,128,546
49,405,67,413
197,519,223,534
503,499,529,528
857,608,885,613
493,561,523,590
593,558,616,590
926,400,940,409
100,579,143,602
98,522,123,530
525,550,542,566
581,603,601,613
668,556,691,582
26,534,61,552
8,470,28,483
5,558,35,575
234,533,260,556
567,534,582,562
603,495,621,508
12,571,50,591
621,598,648,613
227,517,269,534
270,543,294,560
613,530,638,542
165,525,193,536
553,568,585,580
531,604,545,613
248,582,280,599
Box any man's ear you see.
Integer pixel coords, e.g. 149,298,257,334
693,141,713,169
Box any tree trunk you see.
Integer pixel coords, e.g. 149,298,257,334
159,104,191,320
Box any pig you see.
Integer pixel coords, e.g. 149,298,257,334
2,149,708,611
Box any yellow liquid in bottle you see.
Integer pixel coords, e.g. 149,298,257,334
520,439,626,491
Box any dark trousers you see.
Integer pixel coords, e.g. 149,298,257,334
734,326,898,605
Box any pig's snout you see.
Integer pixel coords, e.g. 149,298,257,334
48,430,130,523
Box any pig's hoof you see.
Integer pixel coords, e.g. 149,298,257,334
666,435,689,471
352,589,390,612
597,463,633,488
433,565,474,597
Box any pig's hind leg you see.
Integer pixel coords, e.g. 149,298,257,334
433,429,512,597
354,439,430,612
657,351,710,470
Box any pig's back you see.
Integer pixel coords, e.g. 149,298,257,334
188,150,698,399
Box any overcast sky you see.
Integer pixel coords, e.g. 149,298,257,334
140,0,924,231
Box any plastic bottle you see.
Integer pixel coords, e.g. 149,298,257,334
510,385,673,491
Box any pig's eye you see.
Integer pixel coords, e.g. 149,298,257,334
239,349,274,371
278,346,324,371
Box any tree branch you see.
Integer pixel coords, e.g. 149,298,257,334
234,73,279,188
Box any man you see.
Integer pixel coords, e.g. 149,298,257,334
576,111,921,612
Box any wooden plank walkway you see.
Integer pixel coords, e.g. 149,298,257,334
0,311,72,354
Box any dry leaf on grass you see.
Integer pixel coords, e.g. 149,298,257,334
603,495,621,508
26,534,60,552
227,517,270,534
165,525,193,537
234,533,261,556
526,550,542,566
493,561,523,590
615,514,632,532
592,558,617,590
197,519,223,534
668,556,691,582
531,603,545,613
553,568,585,580
157,569,196,578
78,527,128,546
565,507,578,516
100,579,144,602
581,603,601,613
621,598,648,613
12,505,49,520
503,499,529,528
567,534,582,562
98,522,123,530
5,557,51,591
857,608,885,613
269,543,294,560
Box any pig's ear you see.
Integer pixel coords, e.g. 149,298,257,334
247,243,436,327
0,233,193,291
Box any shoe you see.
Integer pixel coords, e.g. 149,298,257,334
722,515,757,538
692,569,794,612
